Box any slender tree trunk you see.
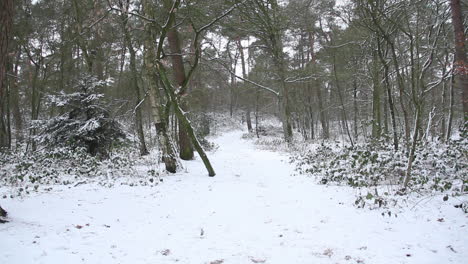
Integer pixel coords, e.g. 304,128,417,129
330,39,354,147
441,79,447,140
376,39,398,150
120,1,148,156
29,61,41,152
11,49,22,147
371,50,382,139
255,88,260,138
72,0,93,73
447,73,455,140
307,82,315,140
308,31,328,139
353,79,358,139
228,47,237,118
91,0,104,79
404,104,422,188
236,38,253,133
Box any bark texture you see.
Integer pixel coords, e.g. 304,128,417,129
142,0,177,173
450,0,468,120
0,0,14,149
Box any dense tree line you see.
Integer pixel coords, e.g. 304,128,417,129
0,0,466,185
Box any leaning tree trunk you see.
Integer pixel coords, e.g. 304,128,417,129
157,63,215,176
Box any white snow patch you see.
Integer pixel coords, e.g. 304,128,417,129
1,130,467,264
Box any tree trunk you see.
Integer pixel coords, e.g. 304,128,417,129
11,49,22,147
308,31,328,139
371,50,382,139
165,10,194,160
246,108,253,132
0,0,14,150
142,0,177,173
120,1,148,156
330,39,354,147
255,88,260,138
450,0,468,120
404,104,422,188
376,38,398,150
72,0,93,73
28,61,41,152
236,38,253,133
353,79,358,139
157,63,216,176
447,73,455,140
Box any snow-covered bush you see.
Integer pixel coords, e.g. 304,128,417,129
35,74,125,158
0,145,161,198
292,136,467,209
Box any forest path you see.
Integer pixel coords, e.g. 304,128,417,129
0,130,466,264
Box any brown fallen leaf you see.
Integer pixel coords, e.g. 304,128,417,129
75,225,83,229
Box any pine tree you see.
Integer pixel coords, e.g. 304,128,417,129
36,74,125,158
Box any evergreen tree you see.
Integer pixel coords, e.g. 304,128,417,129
36,74,125,158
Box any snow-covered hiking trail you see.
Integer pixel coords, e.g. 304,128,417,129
1,130,467,264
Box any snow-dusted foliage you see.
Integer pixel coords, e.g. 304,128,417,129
35,74,125,157
292,135,467,210
0,145,163,198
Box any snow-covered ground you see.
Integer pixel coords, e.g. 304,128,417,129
1,130,467,264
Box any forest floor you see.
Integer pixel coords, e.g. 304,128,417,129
0,130,467,264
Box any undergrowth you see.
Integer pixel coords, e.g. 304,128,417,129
291,135,467,211
0,145,162,198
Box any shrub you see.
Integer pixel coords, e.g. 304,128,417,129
35,74,125,158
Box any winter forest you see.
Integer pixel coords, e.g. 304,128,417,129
0,0,467,263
